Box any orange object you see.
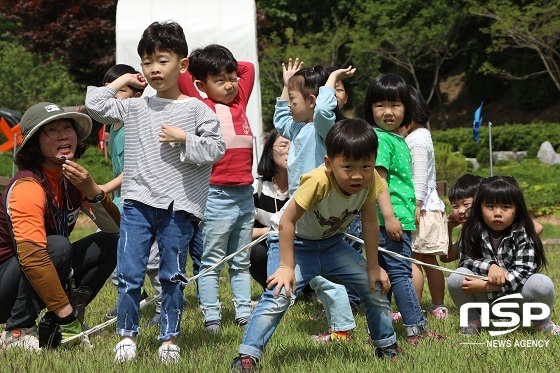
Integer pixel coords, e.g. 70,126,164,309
0,118,22,152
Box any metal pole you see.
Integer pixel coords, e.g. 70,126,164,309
488,121,493,176
12,133,17,177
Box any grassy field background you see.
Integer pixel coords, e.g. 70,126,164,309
1,221,559,372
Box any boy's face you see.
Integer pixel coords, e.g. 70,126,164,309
106,83,141,100
325,154,375,196
140,50,188,97
288,89,315,123
372,100,404,132
450,197,474,224
196,69,239,105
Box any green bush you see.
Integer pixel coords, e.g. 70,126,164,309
434,143,467,183
431,123,560,153
460,139,480,158
476,147,490,167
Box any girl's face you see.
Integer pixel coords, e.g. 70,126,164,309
371,100,405,132
39,119,78,168
335,80,348,109
288,89,315,123
482,201,517,235
272,135,290,170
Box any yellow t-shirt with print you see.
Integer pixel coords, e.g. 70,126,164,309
293,166,386,240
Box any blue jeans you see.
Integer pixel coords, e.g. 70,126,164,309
239,234,396,360
378,228,427,336
308,275,355,331
344,214,364,308
189,220,203,300
199,185,254,322
116,200,193,341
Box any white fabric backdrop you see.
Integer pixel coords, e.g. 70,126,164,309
116,0,263,171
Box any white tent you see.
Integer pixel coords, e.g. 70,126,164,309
115,0,263,171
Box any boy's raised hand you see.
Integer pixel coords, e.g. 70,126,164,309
282,58,304,87
266,265,296,298
127,73,148,89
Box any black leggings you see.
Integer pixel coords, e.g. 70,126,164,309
0,232,117,330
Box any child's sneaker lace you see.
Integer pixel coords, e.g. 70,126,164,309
159,343,180,364
114,338,137,362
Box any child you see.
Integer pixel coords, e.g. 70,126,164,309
85,21,225,364
250,129,290,289
363,74,430,343
178,44,255,332
274,58,358,343
441,174,544,264
232,119,401,371
405,86,449,318
439,174,483,263
97,64,162,324
447,176,559,335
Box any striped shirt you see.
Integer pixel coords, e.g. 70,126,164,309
86,86,225,219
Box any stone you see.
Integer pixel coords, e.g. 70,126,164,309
537,141,560,165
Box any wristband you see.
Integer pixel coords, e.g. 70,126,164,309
56,307,79,325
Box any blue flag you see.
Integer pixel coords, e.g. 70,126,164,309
473,101,483,142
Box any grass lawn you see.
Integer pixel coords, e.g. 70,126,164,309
1,223,559,372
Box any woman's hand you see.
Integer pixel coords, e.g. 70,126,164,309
62,160,102,199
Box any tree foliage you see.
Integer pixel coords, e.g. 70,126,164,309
469,0,560,92
0,0,117,86
0,40,84,113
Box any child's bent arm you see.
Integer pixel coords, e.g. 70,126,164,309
99,173,123,195
361,201,391,295
376,167,403,240
267,199,304,298
237,61,256,106
325,66,355,89
314,86,337,139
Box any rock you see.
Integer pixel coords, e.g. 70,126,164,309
466,157,479,170
493,151,518,163
537,141,560,165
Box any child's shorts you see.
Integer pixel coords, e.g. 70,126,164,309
412,210,448,255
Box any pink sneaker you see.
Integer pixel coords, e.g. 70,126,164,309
535,322,560,336
429,306,449,319
391,312,402,322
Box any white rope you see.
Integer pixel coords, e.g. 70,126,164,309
343,232,489,281
61,231,271,345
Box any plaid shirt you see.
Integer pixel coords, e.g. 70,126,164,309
459,226,537,300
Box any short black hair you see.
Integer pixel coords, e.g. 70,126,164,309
102,64,145,95
326,118,378,161
363,73,412,128
137,21,188,58
257,129,282,181
188,44,238,81
448,174,483,202
409,85,430,126
15,121,88,170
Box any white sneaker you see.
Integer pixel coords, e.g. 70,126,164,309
1,326,41,352
114,338,136,362
159,343,180,364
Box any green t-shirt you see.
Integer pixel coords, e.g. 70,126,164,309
374,128,416,231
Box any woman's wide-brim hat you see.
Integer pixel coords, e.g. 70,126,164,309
15,102,92,155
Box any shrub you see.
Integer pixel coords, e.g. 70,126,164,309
461,139,480,158
434,143,467,183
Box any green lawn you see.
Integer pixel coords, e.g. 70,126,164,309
2,239,559,372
